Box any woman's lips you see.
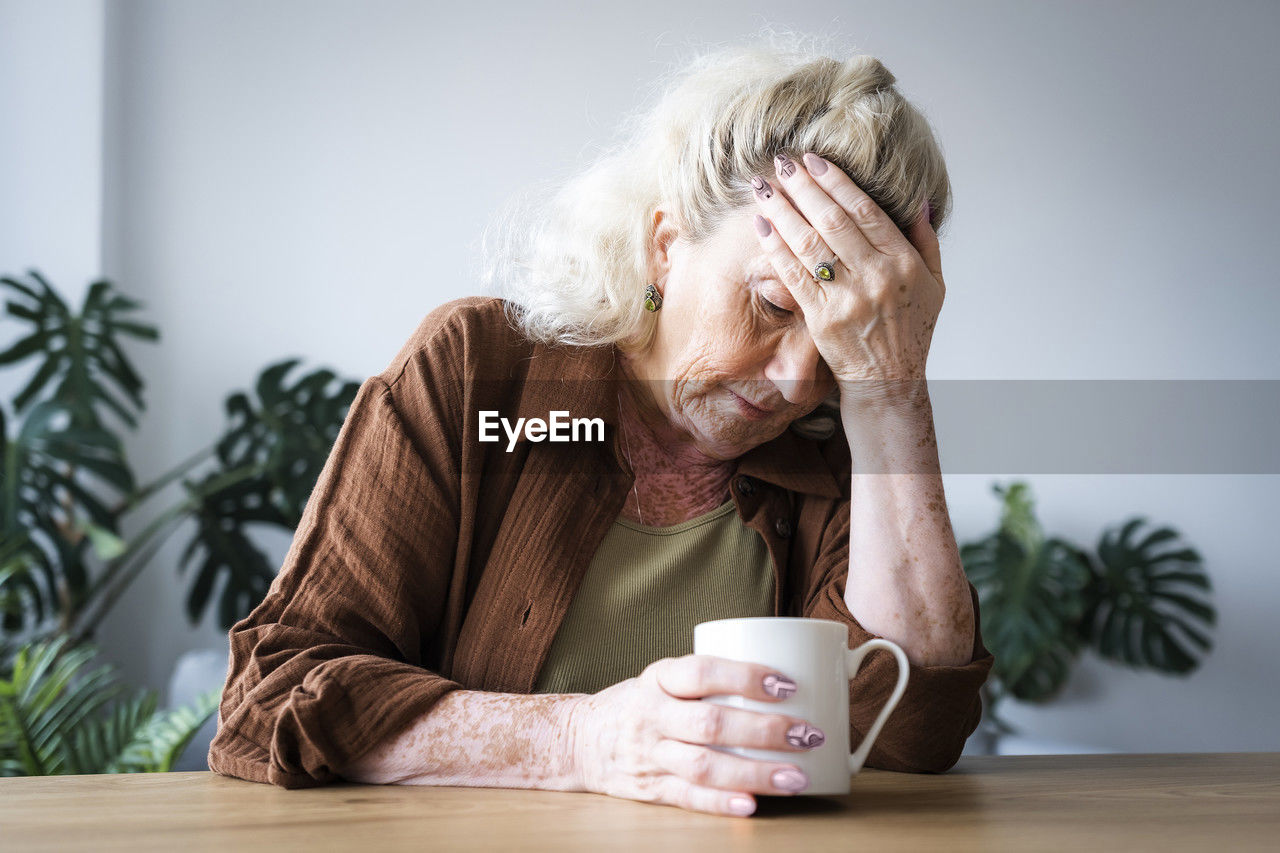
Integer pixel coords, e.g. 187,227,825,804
729,390,774,420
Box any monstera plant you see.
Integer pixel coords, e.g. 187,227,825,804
960,481,1216,750
0,268,360,775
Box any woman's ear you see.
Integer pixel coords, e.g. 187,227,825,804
647,208,680,287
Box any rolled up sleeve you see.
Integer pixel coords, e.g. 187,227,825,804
208,360,465,788
802,496,994,774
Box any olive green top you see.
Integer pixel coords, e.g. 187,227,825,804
532,498,775,696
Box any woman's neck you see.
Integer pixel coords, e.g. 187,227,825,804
614,352,736,527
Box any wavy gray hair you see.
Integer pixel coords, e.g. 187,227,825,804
476,31,952,442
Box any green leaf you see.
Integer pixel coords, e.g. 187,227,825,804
3,300,44,321
0,271,155,427
11,354,62,412
0,330,50,367
96,338,145,409
102,293,143,312
0,637,116,774
107,320,160,342
64,690,157,774
1084,516,1215,673
961,481,1092,704
1,275,43,301
1149,570,1211,590
175,361,358,630
77,520,129,561
0,636,214,776
113,686,221,772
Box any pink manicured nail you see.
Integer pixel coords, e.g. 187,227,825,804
924,200,933,221
786,723,825,749
772,767,809,792
802,152,828,175
754,214,772,237
728,796,755,815
762,673,797,698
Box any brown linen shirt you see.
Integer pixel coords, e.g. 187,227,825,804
207,295,995,789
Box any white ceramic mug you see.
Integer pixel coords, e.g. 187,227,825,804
693,616,910,796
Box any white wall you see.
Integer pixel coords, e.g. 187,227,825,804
3,0,1278,760
0,0,104,375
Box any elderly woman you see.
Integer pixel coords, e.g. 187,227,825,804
208,43,993,818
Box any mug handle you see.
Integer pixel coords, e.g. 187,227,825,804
845,639,911,774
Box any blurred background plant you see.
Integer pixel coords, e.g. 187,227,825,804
960,481,1217,752
0,634,220,774
0,268,360,775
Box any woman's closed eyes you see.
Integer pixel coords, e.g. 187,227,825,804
758,293,793,317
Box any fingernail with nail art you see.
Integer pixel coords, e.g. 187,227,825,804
751,175,773,200
785,723,825,749
775,153,797,178
802,152,828,176
762,673,797,698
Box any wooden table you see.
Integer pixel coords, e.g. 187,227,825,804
2,753,1276,851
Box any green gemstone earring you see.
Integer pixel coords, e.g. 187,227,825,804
644,283,663,312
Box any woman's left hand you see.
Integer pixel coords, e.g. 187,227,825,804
751,152,945,407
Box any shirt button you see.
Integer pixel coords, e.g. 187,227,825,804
736,476,755,495
774,517,792,539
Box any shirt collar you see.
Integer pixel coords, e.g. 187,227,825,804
510,341,843,500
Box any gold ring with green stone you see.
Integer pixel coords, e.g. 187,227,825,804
813,261,836,282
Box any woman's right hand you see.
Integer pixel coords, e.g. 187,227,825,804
566,654,827,817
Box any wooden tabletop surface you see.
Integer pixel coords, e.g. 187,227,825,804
2,752,1276,851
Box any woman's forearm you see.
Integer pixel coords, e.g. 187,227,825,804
338,689,587,790
839,389,975,668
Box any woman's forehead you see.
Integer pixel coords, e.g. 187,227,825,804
741,256,778,280
700,214,776,278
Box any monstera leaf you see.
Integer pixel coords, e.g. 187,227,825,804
0,397,132,633
217,358,357,514
179,471,281,629
176,358,359,629
960,483,1093,703
0,397,43,631
0,272,151,636
0,271,157,429
961,480,1217,740
1073,518,1214,674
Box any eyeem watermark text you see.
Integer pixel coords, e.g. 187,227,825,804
478,411,606,452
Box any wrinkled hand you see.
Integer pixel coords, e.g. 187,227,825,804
567,654,826,817
751,153,945,406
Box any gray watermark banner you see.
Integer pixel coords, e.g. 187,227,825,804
459,379,1280,475
928,380,1279,474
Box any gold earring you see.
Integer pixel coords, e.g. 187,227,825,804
644,283,663,312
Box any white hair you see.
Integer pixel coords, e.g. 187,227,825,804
474,29,952,441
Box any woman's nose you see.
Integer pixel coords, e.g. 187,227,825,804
765,334,826,405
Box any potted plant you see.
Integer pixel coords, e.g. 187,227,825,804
0,269,360,774
959,481,1216,753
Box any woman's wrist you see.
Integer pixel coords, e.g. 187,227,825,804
839,387,939,476
338,689,588,791
837,377,931,422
